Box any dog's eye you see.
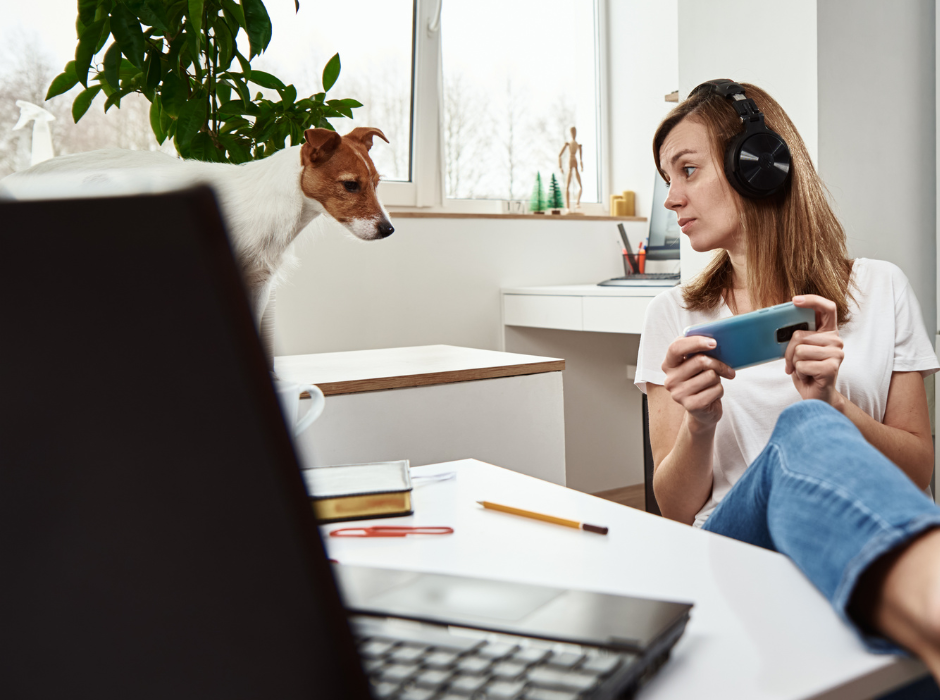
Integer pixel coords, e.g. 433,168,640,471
342,181,360,192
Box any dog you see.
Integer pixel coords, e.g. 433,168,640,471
1,127,394,349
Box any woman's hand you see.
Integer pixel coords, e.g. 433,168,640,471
785,294,845,408
662,336,736,432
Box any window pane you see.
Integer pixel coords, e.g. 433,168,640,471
0,20,169,178
0,2,414,180
256,0,414,182
442,0,599,203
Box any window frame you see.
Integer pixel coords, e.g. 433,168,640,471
380,0,611,214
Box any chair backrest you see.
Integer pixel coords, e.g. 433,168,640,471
641,394,662,516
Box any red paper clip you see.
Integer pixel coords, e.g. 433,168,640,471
329,526,454,538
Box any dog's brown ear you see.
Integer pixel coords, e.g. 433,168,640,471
301,128,342,166
345,127,389,152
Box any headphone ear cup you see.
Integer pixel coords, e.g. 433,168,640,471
724,129,791,198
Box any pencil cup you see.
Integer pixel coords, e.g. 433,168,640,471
274,380,326,437
623,253,639,276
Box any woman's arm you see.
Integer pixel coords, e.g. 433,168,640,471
648,336,736,524
833,373,934,489
787,295,934,489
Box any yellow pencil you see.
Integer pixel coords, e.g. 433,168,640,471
477,501,609,535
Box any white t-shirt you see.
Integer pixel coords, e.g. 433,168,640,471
634,259,939,528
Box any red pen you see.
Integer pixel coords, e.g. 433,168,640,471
637,242,646,274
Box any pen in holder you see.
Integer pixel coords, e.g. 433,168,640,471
623,252,645,275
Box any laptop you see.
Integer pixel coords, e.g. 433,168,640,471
0,185,691,699
600,175,681,287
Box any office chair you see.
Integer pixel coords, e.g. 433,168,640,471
641,394,662,516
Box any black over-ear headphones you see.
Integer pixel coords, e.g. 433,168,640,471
689,79,791,198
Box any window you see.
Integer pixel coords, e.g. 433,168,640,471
440,0,601,206
1,0,608,212
266,0,608,211
255,1,414,184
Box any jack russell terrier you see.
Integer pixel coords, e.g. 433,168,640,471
2,127,394,359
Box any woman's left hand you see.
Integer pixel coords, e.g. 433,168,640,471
785,294,846,408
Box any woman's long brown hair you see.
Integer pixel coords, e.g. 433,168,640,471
652,83,854,322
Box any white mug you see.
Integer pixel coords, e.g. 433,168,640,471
273,380,326,437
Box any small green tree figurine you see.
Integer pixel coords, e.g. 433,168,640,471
548,173,564,210
529,172,547,213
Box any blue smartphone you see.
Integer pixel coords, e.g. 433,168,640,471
683,302,816,370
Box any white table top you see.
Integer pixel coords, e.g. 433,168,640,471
275,345,564,396
324,460,926,699
501,284,667,297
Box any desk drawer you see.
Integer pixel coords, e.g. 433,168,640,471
503,294,582,331
582,296,651,334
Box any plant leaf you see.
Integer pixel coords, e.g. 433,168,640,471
321,53,340,92
104,89,125,112
46,61,79,100
111,3,146,68
149,94,166,143
279,84,296,106
94,18,111,53
213,16,234,70
240,0,272,58
220,0,245,29
175,94,208,147
332,97,363,108
78,0,98,26
160,71,187,117
75,19,105,87
326,99,352,118
188,132,216,161
247,69,284,90
72,84,102,122
187,0,205,34
128,0,170,34
146,51,162,90
218,99,259,117
102,42,122,90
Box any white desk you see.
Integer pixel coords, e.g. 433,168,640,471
501,284,666,335
500,285,668,491
325,460,927,699
276,346,567,485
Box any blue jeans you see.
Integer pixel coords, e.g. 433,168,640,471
703,400,940,653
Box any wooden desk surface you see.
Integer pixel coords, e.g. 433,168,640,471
274,345,565,397
324,460,926,699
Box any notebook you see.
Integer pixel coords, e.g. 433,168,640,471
0,184,691,699
304,460,414,522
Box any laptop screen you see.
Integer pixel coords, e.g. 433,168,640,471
0,187,371,699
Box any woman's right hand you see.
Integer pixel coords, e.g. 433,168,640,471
662,336,736,431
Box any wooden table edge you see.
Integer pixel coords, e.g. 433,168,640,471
299,360,566,397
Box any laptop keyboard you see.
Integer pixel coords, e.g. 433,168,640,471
353,617,640,700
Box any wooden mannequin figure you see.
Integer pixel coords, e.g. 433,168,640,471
558,126,583,211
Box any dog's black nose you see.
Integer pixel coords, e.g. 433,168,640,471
377,220,395,238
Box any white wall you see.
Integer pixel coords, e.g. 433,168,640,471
273,216,642,355
607,0,678,221
676,0,819,280
817,0,936,340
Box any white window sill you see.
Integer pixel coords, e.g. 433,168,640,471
386,211,646,222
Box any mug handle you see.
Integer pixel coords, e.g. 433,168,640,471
293,384,325,436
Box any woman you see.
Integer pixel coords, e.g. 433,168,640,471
635,81,940,674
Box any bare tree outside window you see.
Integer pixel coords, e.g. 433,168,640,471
0,28,169,179
441,0,598,203
444,73,485,198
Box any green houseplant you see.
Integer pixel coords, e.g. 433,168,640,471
45,0,361,163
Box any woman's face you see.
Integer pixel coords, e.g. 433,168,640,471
659,118,742,254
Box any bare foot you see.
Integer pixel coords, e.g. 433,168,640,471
851,528,940,679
